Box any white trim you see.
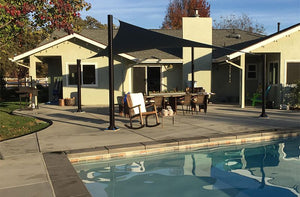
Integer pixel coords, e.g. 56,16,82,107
139,59,183,64
225,60,242,70
284,60,300,85
12,34,77,62
11,33,137,62
227,24,300,60
66,62,98,87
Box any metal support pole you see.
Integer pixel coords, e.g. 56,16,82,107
77,59,82,112
191,47,195,93
107,15,118,131
260,54,268,117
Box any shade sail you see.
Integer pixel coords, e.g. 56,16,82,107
92,20,226,58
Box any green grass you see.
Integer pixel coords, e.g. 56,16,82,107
0,102,49,141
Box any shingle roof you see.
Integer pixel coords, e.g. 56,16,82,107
39,28,265,60
212,29,265,59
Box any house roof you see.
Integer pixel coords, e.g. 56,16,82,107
37,28,184,60
224,23,300,61
12,23,299,63
37,28,263,61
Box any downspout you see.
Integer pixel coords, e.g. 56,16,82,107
226,56,245,108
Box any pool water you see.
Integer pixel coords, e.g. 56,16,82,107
74,137,300,197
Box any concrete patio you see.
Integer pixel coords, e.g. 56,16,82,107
0,104,299,197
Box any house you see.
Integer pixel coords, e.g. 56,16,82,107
11,16,300,108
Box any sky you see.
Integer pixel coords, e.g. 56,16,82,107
81,0,300,35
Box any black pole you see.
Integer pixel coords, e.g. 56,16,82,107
191,47,195,93
260,54,268,117
107,15,118,131
77,59,82,112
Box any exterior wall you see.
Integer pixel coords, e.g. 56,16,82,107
182,17,212,92
32,39,131,105
161,63,183,92
252,30,300,85
211,63,240,103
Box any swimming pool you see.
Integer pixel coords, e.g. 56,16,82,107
73,137,300,197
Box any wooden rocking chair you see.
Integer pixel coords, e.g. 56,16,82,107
125,93,160,129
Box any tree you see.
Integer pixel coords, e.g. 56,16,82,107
213,14,266,34
0,0,91,97
0,0,91,50
162,0,210,29
75,16,107,30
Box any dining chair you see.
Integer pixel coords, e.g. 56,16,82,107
182,94,192,115
192,94,208,113
154,96,164,114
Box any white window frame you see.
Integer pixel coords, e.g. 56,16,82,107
66,62,98,87
246,64,257,80
284,60,300,85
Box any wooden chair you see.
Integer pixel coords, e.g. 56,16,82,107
154,96,165,114
182,94,192,115
192,94,208,113
125,93,160,129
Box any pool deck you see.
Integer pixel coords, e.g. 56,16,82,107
0,104,299,197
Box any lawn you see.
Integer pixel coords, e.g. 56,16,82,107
0,102,49,141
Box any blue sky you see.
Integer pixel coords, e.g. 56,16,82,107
81,0,300,34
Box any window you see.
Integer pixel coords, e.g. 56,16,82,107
68,64,78,85
68,64,96,86
247,64,257,79
83,65,96,84
287,62,300,84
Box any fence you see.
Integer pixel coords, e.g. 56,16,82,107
3,77,49,88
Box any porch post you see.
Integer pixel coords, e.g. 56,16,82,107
240,54,245,108
29,56,38,108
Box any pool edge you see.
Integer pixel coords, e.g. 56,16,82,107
67,129,300,164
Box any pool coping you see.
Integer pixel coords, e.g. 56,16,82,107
67,129,300,164
44,129,300,197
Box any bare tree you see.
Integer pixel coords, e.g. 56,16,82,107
213,14,266,34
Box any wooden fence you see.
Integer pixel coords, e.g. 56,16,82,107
3,77,49,88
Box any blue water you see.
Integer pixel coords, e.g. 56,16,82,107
74,137,300,197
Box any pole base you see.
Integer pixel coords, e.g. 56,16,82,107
259,113,268,118
105,126,120,132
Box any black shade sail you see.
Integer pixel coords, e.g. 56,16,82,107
92,20,227,57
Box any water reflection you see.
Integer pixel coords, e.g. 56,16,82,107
75,137,300,197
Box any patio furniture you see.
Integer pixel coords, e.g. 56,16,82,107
154,96,165,114
251,85,272,106
181,94,193,115
16,87,38,109
161,106,175,128
125,93,160,129
192,94,208,113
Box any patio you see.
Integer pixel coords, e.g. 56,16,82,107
1,103,299,197
13,103,300,153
